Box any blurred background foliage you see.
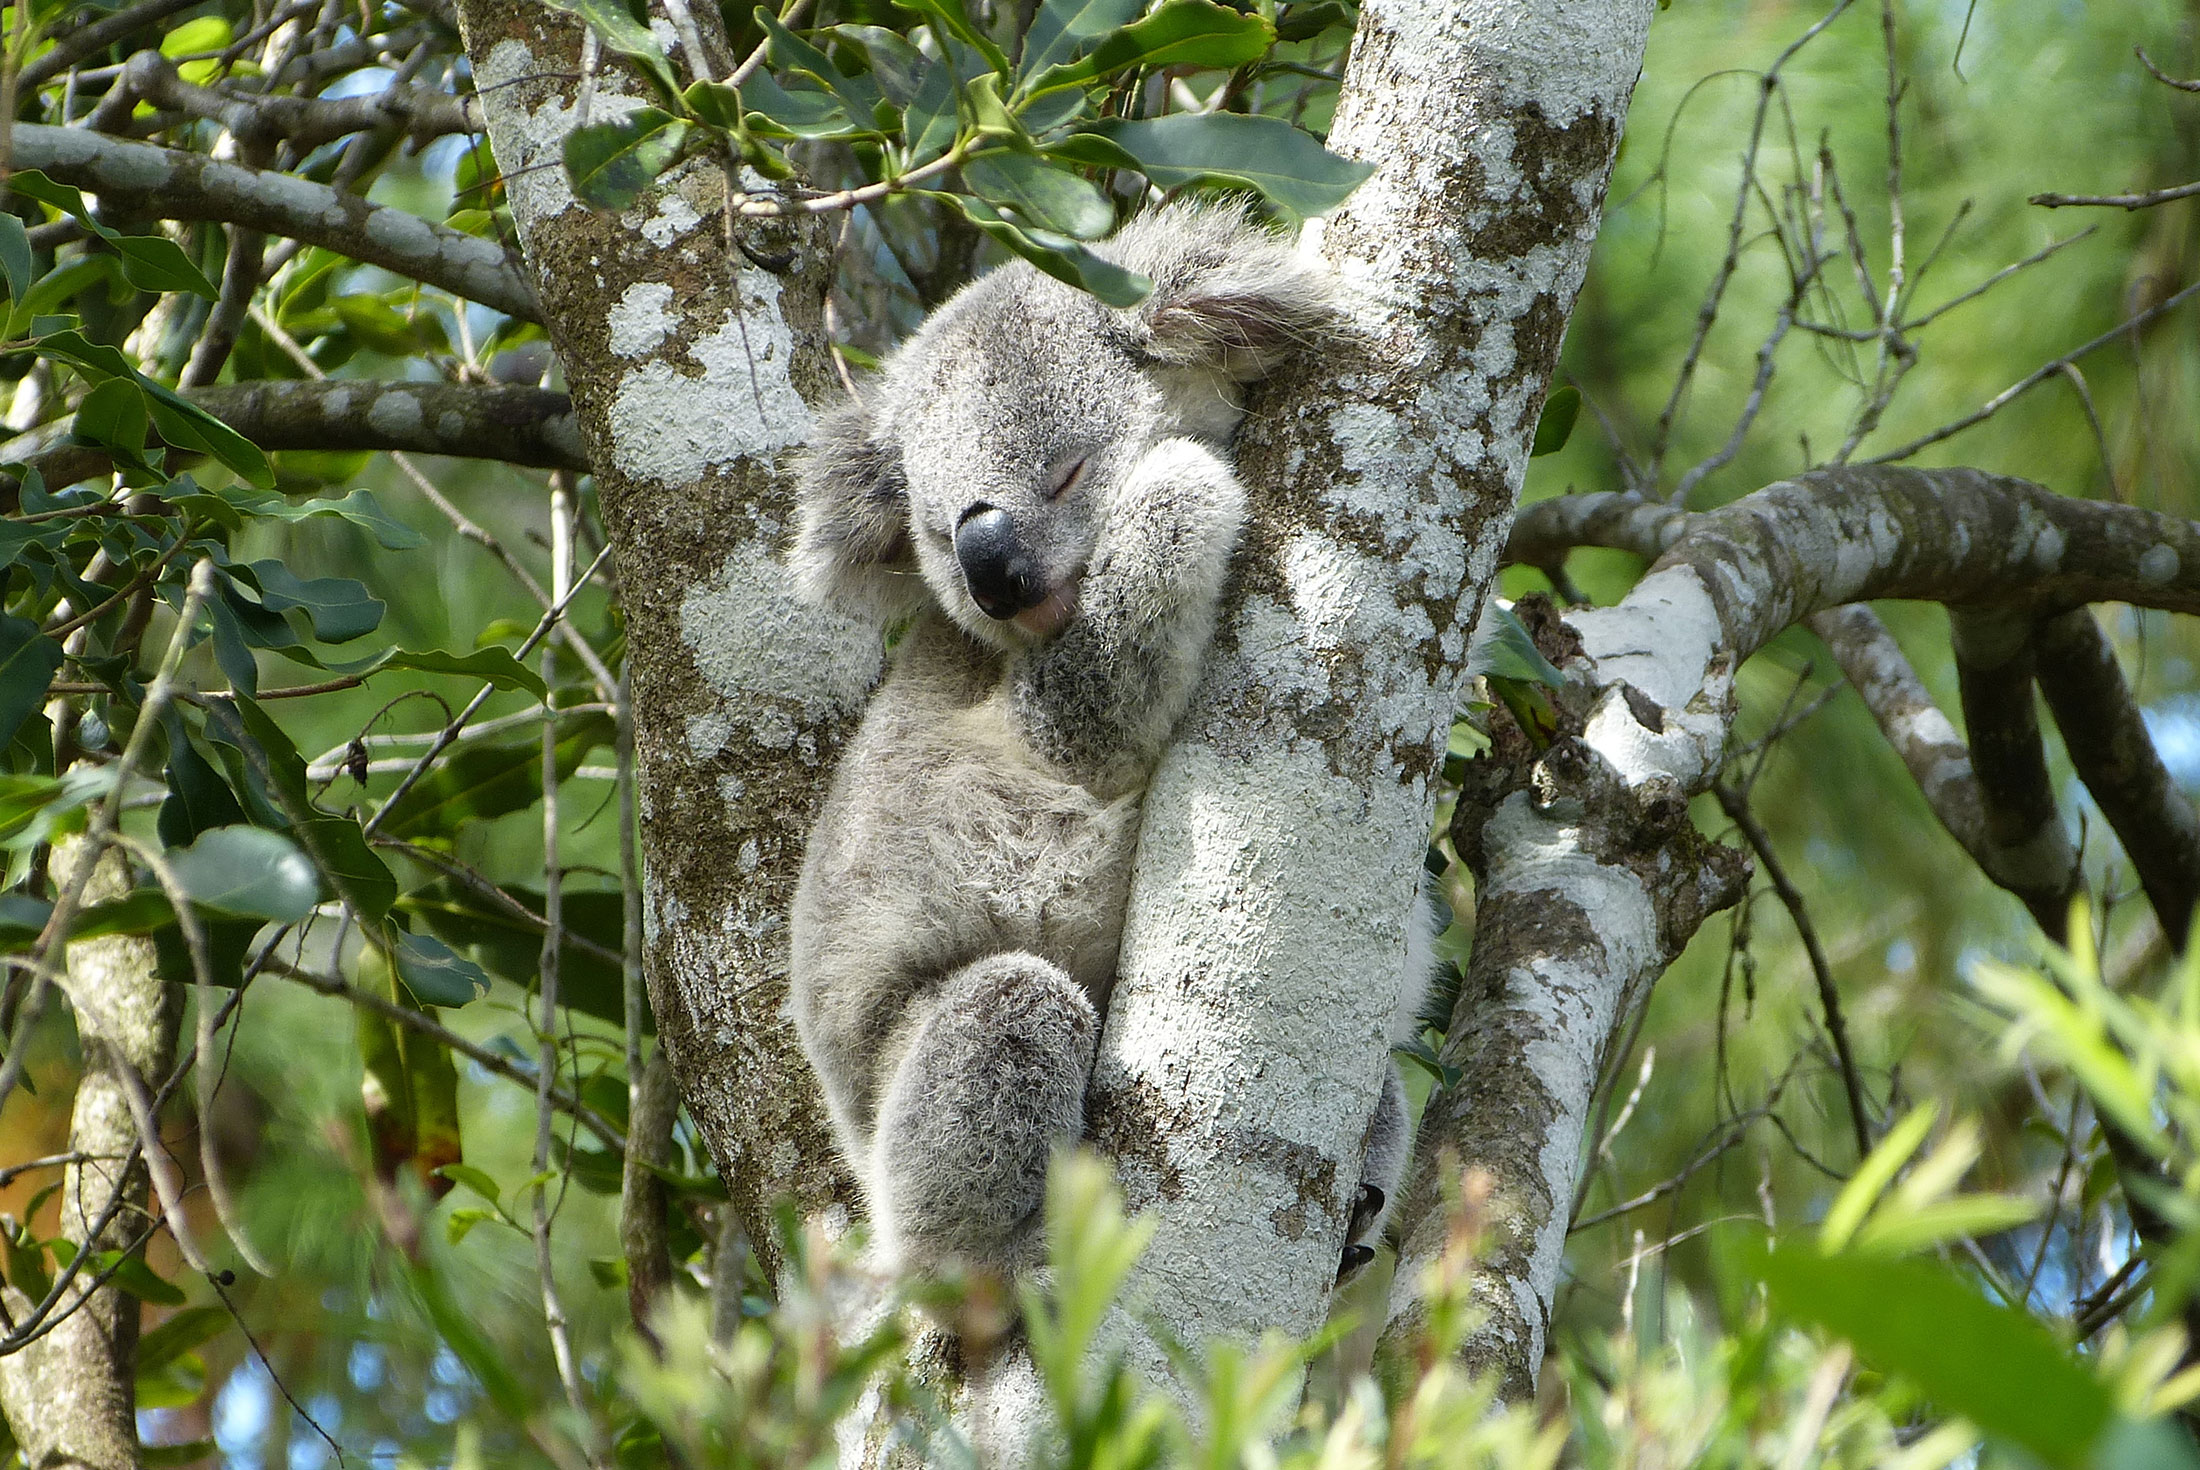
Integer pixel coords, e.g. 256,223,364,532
0,0,2198,1463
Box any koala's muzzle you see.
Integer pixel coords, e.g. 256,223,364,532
953,504,1046,621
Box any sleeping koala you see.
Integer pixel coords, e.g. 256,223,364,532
787,201,1410,1279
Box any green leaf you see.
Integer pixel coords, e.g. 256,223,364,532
1468,602,1567,688
246,560,384,643
1820,1102,1936,1253
538,0,680,93
1849,1194,2040,1256
891,0,1011,77
110,236,218,301
1531,384,1580,457
740,73,860,139
754,7,883,120
435,1162,502,1207
1083,113,1372,217
52,1243,188,1306
158,708,247,848
73,377,151,458
216,486,427,551
963,150,1115,238
446,1206,500,1245
565,108,693,212
1756,1242,2114,1468
940,193,1152,307
1022,1,1273,100
344,645,548,698
400,879,631,1030
902,59,960,161
377,711,616,840
144,1442,220,1467
0,616,65,752
72,890,182,939
1274,0,1354,41
681,78,747,129
137,1306,229,1376
391,928,493,1007
332,295,448,356
164,825,320,922
1021,0,1144,78
0,214,31,304
140,382,273,489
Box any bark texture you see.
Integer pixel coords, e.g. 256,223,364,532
454,0,868,1274
0,849,173,1470
15,123,539,320
1409,465,2200,1392
1083,0,1653,1384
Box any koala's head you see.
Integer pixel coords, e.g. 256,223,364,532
789,200,1339,647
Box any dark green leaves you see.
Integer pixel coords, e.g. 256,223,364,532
1021,1,1271,99
1080,113,1373,217
565,108,694,212
9,171,218,301
943,194,1153,307
391,929,493,1007
1021,0,1145,78
0,617,65,752
963,151,1115,239
376,711,615,841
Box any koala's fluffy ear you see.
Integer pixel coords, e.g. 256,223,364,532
1105,199,1342,382
789,398,924,622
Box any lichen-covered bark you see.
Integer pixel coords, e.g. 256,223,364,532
0,849,173,1470
454,0,868,1272
1404,464,2200,1392
1083,0,1653,1379
186,381,584,469
14,124,538,321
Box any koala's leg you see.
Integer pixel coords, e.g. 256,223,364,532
869,952,1098,1273
1340,1063,1410,1281
1012,438,1247,788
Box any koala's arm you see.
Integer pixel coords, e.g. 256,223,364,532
1009,438,1246,791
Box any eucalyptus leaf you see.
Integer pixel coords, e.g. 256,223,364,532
0,616,64,752
164,825,320,922
963,150,1115,239
1531,384,1580,457
565,108,693,213
1085,113,1373,217
1022,1,1272,100
1020,0,1144,78
941,194,1152,307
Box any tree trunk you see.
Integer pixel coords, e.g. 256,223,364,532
454,0,865,1274
0,848,174,1470
1086,0,1654,1382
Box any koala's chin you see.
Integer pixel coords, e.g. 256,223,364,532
785,199,1411,1294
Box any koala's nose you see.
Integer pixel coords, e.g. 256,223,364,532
953,504,1045,620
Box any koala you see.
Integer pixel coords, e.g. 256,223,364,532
786,200,1414,1281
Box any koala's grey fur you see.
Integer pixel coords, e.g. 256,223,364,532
787,200,1416,1278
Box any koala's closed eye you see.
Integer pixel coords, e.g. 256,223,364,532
1045,457,1088,500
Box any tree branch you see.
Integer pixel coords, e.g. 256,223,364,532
2034,607,2200,947
185,380,585,469
1806,604,2076,930
13,123,539,321
97,48,479,150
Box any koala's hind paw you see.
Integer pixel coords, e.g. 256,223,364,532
1348,1183,1386,1241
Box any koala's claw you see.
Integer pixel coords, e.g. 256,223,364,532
1349,1183,1386,1240
1337,1243,1376,1282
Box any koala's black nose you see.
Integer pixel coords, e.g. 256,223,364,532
953,504,1045,620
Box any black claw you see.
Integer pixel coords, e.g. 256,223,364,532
1348,1183,1386,1239
1337,1243,1375,1282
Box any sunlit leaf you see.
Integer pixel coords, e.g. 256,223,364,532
164,825,320,922
964,150,1115,238
1020,0,1144,78
1022,1,1272,100
939,193,1152,307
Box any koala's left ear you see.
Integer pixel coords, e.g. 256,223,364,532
789,398,925,623
1106,200,1342,382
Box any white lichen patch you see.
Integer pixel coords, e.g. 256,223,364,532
608,282,676,358
640,193,703,247
686,708,731,759
2140,543,2179,585
678,542,882,746
607,275,810,485
366,389,424,440
475,39,650,226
